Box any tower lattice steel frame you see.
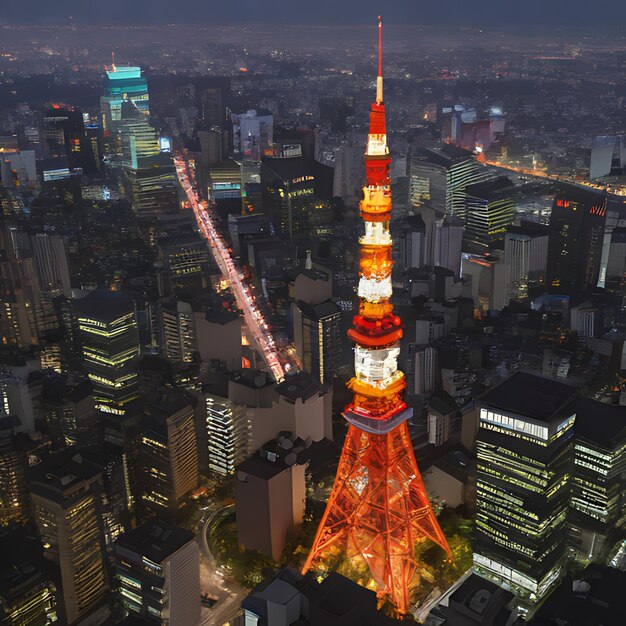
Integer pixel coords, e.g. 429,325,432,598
302,18,451,614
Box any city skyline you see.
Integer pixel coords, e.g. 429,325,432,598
2,0,626,26
1,6,625,626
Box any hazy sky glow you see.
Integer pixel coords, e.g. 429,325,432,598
1,0,626,26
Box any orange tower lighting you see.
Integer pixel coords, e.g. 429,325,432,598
302,17,451,615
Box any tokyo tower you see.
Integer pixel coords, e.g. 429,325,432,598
302,18,451,615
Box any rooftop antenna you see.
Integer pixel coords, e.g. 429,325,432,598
111,50,116,73
376,15,383,105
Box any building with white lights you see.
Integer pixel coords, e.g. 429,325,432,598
205,392,251,476
473,372,578,607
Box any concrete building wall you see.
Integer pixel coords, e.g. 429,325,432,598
165,540,201,626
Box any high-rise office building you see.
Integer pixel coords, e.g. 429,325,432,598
205,393,251,476
232,110,273,161
43,378,97,447
112,520,200,625
0,417,30,527
333,142,365,201
410,144,486,217
158,298,196,364
156,231,211,296
589,135,626,180
504,222,549,302
32,234,72,298
261,155,334,239
120,104,178,219
568,396,626,561
605,227,626,285
101,65,149,138
42,106,100,174
29,451,108,624
473,372,578,605
0,355,43,434
546,187,608,296
139,393,199,513
0,221,48,350
464,177,515,250
0,542,57,626
74,290,140,415
293,300,342,385
433,215,465,277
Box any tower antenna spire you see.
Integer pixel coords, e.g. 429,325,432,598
376,15,383,104
111,50,116,72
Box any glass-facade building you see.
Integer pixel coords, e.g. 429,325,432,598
101,66,149,136
74,290,140,414
205,393,251,476
473,372,578,606
568,397,626,561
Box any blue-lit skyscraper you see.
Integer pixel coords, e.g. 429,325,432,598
100,65,149,138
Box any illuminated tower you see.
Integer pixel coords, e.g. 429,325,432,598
302,19,451,614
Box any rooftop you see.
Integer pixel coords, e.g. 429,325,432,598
570,396,626,448
297,299,341,322
529,565,626,626
115,520,194,564
73,289,135,323
478,372,578,422
276,371,322,402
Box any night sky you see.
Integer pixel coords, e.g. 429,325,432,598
1,0,625,26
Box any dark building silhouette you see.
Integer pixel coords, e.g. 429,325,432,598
546,187,607,297
261,156,334,239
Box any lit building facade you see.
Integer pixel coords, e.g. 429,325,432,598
293,300,342,385
303,21,450,615
0,417,29,527
112,520,200,625
261,156,335,239
74,291,139,414
29,453,108,624
205,393,251,476
464,177,515,250
101,66,149,137
140,395,199,512
473,373,577,606
0,563,57,626
568,397,626,562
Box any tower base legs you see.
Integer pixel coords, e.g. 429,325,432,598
303,421,451,614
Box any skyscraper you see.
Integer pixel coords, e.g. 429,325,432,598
473,372,577,606
112,520,200,625
503,222,549,302
205,392,251,476
568,396,626,561
29,451,108,624
546,187,607,297
261,155,335,239
74,290,140,414
32,233,72,297
464,177,515,251
0,417,30,527
232,109,273,161
303,20,450,615
410,144,485,217
293,300,342,385
139,392,199,513
101,65,149,138
120,103,179,219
